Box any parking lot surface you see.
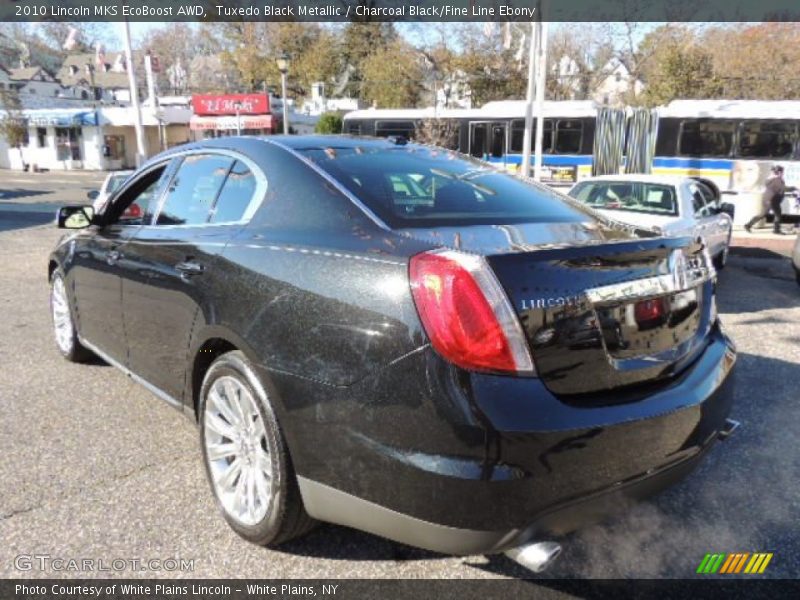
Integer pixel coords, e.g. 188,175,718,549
1,170,798,579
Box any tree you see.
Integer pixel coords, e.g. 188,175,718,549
0,89,28,170
414,118,459,149
339,22,397,97
315,112,343,134
703,23,800,99
215,23,341,98
642,43,721,106
360,40,424,108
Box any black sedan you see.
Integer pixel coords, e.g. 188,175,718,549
48,136,737,571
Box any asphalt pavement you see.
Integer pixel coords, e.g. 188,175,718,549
0,170,798,581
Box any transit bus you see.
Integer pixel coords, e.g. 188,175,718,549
342,101,597,185
343,99,800,221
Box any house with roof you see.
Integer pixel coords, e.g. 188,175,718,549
56,52,133,103
5,65,62,98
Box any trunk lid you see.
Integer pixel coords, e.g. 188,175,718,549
485,235,716,397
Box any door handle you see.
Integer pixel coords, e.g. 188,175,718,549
107,249,122,265
176,260,205,278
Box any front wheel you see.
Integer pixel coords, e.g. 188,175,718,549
713,236,731,271
49,270,93,362
198,351,315,546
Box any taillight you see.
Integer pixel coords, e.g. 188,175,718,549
409,249,535,375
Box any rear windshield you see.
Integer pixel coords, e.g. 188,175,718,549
568,181,679,217
300,145,589,228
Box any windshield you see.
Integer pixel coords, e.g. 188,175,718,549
300,145,592,228
568,181,679,217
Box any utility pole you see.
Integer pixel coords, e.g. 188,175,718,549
521,21,538,179
121,21,147,166
533,20,548,182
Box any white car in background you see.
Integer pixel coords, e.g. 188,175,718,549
88,170,134,213
568,174,735,269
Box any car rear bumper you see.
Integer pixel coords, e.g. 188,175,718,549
286,322,736,555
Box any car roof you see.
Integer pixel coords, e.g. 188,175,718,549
264,134,411,150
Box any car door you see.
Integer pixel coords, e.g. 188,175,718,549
119,153,263,402
68,162,172,364
689,181,728,256
696,180,731,255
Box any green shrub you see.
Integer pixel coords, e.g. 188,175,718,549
315,113,344,134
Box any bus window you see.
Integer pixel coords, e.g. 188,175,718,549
678,120,735,157
345,122,362,135
375,121,416,139
737,121,796,159
555,120,583,154
509,119,553,153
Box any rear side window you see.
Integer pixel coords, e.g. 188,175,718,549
157,155,233,225
210,160,257,223
302,145,589,228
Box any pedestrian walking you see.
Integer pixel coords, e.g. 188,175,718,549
745,165,791,235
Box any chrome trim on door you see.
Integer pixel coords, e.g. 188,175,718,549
78,336,184,410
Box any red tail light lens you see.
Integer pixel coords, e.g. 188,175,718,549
634,297,666,323
409,250,535,375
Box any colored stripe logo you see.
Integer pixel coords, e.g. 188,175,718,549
696,552,773,574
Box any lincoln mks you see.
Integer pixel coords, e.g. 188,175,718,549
48,136,737,568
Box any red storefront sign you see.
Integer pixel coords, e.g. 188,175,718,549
191,94,270,116
189,115,275,131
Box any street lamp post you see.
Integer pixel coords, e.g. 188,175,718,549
276,53,290,135
233,101,242,136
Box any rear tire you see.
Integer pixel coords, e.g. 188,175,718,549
49,269,93,362
198,350,315,546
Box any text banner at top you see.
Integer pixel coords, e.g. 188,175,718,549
2,0,800,22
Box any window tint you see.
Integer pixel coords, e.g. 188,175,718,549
737,121,796,158
509,119,553,153
569,181,678,216
302,145,589,228
210,160,257,223
157,155,233,226
679,120,735,157
555,120,583,153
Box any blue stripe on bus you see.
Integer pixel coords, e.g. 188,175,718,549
652,157,734,169
485,154,594,166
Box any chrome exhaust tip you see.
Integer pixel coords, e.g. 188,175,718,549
718,418,741,441
504,541,562,573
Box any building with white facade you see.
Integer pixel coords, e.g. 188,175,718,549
0,102,192,171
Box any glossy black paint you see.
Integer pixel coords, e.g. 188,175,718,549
49,135,736,554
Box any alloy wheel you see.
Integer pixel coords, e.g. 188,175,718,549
51,275,74,354
203,375,273,527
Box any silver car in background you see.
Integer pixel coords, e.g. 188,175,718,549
88,170,134,213
569,174,735,269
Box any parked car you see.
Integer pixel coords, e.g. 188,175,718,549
48,137,737,572
88,170,134,213
568,175,734,269
793,229,800,286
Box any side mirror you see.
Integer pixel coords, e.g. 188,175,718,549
719,202,735,219
87,190,100,200
57,205,95,229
